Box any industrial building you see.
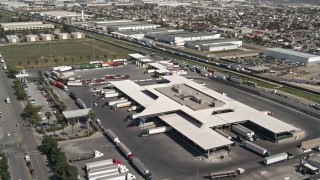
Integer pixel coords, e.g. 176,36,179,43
263,48,320,66
0,21,54,32
94,21,160,31
186,39,243,52
39,34,54,41
154,32,221,46
111,28,183,40
37,11,91,21
6,35,20,43
26,35,39,42
57,33,70,40
110,76,299,157
71,32,85,39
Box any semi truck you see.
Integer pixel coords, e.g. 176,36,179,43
69,150,104,162
76,98,87,109
108,98,128,107
117,142,133,160
131,157,153,180
69,91,79,100
48,78,68,91
231,125,254,141
264,152,288,165
105,92,123,98
96,173,136,180
139,126,171,137
214,129,232,140
105,129,120,144
140,122,156,129
243,141,271,157
229,76,242,84
67,81,83,87
209,168,245,179
112,101,132,109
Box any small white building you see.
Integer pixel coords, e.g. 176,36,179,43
58,33,70,40
71,32,85,39
6,35,20,43
26,35,39,42
40,34,54,41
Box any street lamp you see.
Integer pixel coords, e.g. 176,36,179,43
195,156,201,180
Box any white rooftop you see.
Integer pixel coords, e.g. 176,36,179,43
111,76,299,150
63,108,91,119
129,53,145,59
148,62,167,70
265,48,319,58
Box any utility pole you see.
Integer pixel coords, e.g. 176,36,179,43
195,156,201,180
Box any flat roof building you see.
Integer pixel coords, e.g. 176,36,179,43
0,21,54,31
155,32,221,46
71,32,85,39
26,35,39,42
39,34,54,41
186,39,242,52
263,48,320,66
6,35,20,43
110,76,299,157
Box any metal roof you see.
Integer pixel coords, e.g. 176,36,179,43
63,108,91,119
159,113,233,150
264,48,319,58
148,62,167,70
129,53,145,59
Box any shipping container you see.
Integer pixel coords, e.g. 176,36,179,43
244,141,271,157
76,98,87,109
264,153,288,165
108,98,128,107
86,159,114,171
105,92,123,98
67,81,83,87
140,126,171,137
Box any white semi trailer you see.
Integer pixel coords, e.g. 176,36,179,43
264,152,288,165
231,125,254,141
140,126,171,137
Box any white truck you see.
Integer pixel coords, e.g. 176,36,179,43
243,141,272,157
209,168,245,179
5,96,10,104
264,152,288,165
117,142,133,160
67,81,83,86
131,157,153,180
108,98,128,107
112,101,131,109
231,125,254,141
128,105,141,112
69,150,104,162
105,129,120,144
105,92,122,98
99,173,136,180
139,126,171,137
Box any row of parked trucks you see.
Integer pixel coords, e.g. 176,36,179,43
104,129,153,180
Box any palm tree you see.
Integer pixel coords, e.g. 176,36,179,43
64,57,68,64
18,61,22,66
44,58,49,67
104,54,108,59
87,55,91,61
71,57,74,66
61,121,67,134
50,124,58,135
96,54,99,60
45,111,52,125
69,118,77,134
112,54,117,59
35,59,39,67
53,58,58,65
88,110,96,123
26,60,31,67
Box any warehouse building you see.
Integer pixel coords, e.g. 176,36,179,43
263,48,320,66
6,35,20,43
154,32,221,46
186,39,243,51
57,33,70,40
26,35,39,42
94,21,160,31
71,32,85,39
39,34,54,41
38,11,91,21
110,76,300,157
0,21,54,31
112,28,183,40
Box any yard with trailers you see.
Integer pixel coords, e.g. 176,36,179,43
0,38,133,68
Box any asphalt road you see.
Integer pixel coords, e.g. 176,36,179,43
65,66,320,180
0,66,51,180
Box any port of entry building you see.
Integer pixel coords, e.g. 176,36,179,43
110,76,299,157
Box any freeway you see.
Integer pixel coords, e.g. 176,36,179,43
0,66,51,179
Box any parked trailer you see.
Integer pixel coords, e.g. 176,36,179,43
105,93,123,98
141,122,156,129
264,152,288,165
243,141,271,157
70,91,78,100
86,159,114,171
131,157,153,180
67,81,83,87
117,142,133,160
55,82,68,91
88,169,119,180
237,124,254,136
96,173,136,180
113,101,131,109
108,98,128,106
105,129,120,144
140,126,171,137
103,89,116,94
209,168,245,179
69,150,104,162
76,98,87,109
214,129,232,140
229,76,242,84
231,125,253,141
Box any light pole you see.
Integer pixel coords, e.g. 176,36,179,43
195,156,201,180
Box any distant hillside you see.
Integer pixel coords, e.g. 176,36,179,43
252,0,320,5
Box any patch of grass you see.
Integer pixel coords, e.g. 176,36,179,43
208,49,243,54
1,38,133,68
278,87,320,104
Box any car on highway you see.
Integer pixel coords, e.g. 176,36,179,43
30,169,35,175
5,96,10,104
96,119,101,125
